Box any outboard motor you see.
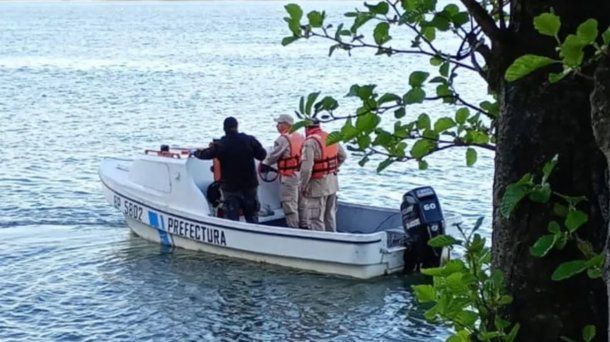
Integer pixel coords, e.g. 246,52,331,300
401,186,445,272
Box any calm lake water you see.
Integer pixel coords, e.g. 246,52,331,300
0,1,492,340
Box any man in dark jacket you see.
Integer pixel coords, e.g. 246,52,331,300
193,117,267,223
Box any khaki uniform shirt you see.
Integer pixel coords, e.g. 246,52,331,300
264,133,304,186
300,138,347,197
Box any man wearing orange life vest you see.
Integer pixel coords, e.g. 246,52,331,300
300,121,347,232
262,114,306,228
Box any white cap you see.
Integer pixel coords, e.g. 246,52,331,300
273,114,294,125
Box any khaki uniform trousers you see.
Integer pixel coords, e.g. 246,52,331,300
303,193,337,232
280,175,302,228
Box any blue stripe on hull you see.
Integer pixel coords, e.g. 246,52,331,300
148,211,172,246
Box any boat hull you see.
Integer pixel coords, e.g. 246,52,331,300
125,217,404,279
101,173,405,279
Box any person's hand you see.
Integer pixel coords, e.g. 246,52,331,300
260,163,274,173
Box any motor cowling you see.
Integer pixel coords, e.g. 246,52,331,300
401,186,445,273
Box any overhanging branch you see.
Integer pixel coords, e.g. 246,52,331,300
459,0,501,42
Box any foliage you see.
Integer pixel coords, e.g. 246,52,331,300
501,156,605,281
282,1,498,172
500,156,605,281
413,218,520,341
505,12,610,82
500,155,602,341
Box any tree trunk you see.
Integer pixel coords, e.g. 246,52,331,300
490,2,610,340
590,55,610,340
493,72,609,341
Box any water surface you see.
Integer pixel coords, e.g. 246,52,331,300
0,1,492,340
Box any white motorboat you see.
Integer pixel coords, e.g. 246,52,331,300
99,146,448,279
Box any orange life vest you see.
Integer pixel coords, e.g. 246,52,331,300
277,132,304,177
306,129,339,179
213,158,222,182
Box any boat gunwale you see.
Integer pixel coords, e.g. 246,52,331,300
100,174,387,246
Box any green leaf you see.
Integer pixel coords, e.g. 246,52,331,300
439,62,449,77
417,114,431,130
326,131,343,145
586,254,604,268
578,240,595,259
281,36,300,46
455,108,469,124
533,12,561,37
448,330,470,342
418,160,428,170
530,234,557,257
603,26,610,45
549,68,571,83
290,119,312,133
552,260,588,281
409,71,430,87
413,284,436,303
434,117,455,132
341,119,360,140
480,100,499,118
466,148,477,166
378,93,401,105
307,11,324,28
373,130,393,146
499,295,513,305
507,324,520,342
451,12,469,27
316,96,339,112
394,108,406,119
454,310,477,327
443,4,459,15
501,183,532,218
358,156,369,167
356,113,380,133
365,1,389,14
377,158,394,172
431,15,450,31
430,56,443,66
351,13,375,33
577,19,598,45
587,267,603,279
411,139,434,159
505,55,558,82
299,96,305,114
285,3,303,20
373,22,391,45
357,135,371,149
422,26,436,41
560,35,586,67
428,234,457,248
565,210,588,232
305,92,320,115
529,184,551,203
583,325,596,342
542,154,558,183
553,203,569,217
421,260,466,277
436,84,452,98
555,232,569,250
404,88,426,104
548,221,561,234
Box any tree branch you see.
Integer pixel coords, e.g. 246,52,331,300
459,0,501,42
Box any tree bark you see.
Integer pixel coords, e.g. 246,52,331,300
590,55,610,340
491,2,610,340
